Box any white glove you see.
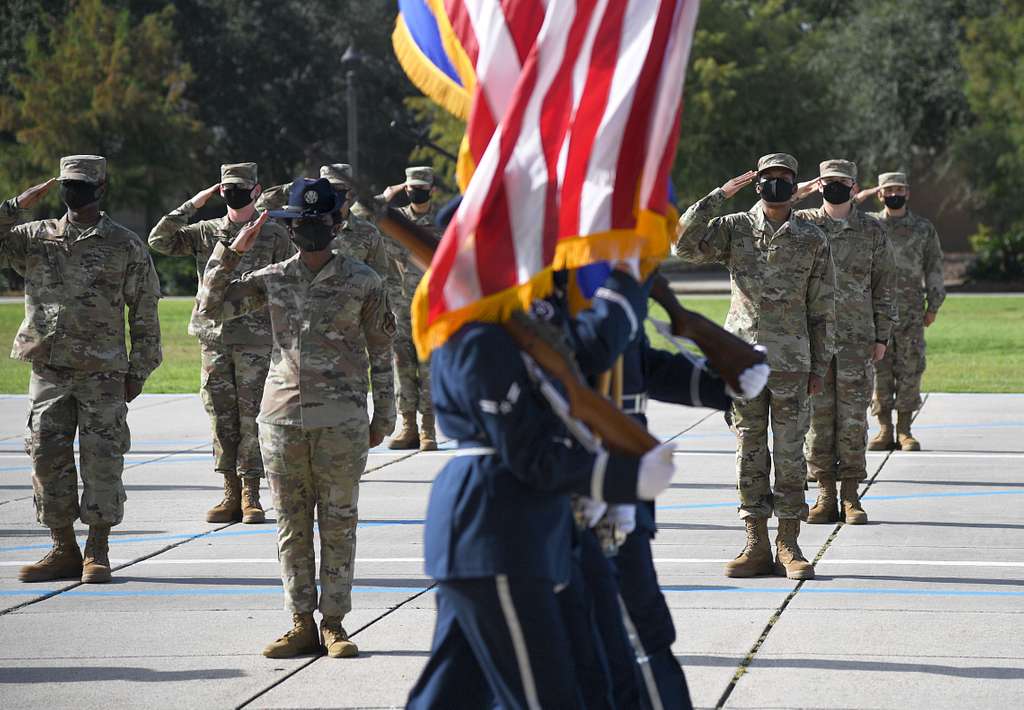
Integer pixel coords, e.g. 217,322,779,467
636,442,677,500
577,497,608,528
605,504,636,536
727,345,770,400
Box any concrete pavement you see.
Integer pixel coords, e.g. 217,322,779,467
1,393,1022,709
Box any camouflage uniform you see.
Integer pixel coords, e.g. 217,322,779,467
197,239,395,617
393,201,434,428
148,163,293,481
675,155,835,521
0,156,162,528
869,176,944,415
796,160,896,483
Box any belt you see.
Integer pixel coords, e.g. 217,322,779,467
453,446,497,456
622,393,647,415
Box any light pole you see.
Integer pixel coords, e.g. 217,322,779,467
341,45,363,175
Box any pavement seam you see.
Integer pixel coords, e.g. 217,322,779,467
234,583,437,710
712,396,929,708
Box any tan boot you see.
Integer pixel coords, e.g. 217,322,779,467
321,616,359,658
82,525,112,584
774,519,815,580
419,412,438,451
206,474,242,523
807,480,839,524
724,518,774,578
868,410,896,451
241,478,265,524
840,479,868,525
896,411,920,451
388,414,419,450
18,526,82,582
263,613,323,658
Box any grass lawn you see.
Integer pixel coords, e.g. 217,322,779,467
0,295,1020,394
645,295,1023,394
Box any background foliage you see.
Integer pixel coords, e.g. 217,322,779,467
0,0,1021,289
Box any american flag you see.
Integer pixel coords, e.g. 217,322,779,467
407,0,701,357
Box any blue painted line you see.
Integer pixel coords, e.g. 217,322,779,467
657,488,1024,511
0,585,429,598
661,586,1024,598
0,520,425,553
4,585,1020,600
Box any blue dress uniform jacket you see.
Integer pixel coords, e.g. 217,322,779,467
424,322,643,585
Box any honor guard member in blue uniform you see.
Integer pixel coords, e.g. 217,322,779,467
406,269,680,710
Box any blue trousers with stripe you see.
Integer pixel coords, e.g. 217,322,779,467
407,576,583,709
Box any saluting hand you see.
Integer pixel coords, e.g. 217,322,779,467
855,186,880,204
230,211,268,254
791,178,822,204
721,171,757,199
190,183,221,209
15,178,56,210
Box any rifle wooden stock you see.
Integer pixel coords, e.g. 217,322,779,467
649,273,765,392
375,207,439,272
503,317,659,457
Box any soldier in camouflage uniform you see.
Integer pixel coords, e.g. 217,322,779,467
378,166,437,451
675,153,836,580
860,172,945,451
198,178,395,659
149,163,293,525
793,160,895,525
1,155,162,584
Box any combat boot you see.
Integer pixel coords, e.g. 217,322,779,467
321,616,359,658
774,519,814,580
263,613,323,658
419,412,438,451
868,410,896,451
82,525,112,584
724,518,773,577
18,525,82,582
840,479,868,525
807,480,839,524
896,411,920,451
388,414,419,450
241,478,265,524
206,474,242,523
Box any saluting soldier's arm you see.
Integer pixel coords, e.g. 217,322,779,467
923,223,946,314
124,242,164,384
362,279,398,442
673,188,735,265
871,225,898,344
806,239,838,378
147,199,205,256
0,179,55,272
196,242,269,322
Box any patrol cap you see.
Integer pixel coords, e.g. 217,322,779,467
756,153,798,176
319,163,353,189
220,162,258,189
405,166,434,187
266,178,343,219
58,155,106,184
819,159,857,181
878,172,909,188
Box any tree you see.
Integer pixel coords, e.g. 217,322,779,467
0,0,204,226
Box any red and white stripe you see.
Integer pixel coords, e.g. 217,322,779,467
426,0,699,325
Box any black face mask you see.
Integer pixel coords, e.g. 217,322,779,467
822,182,852,205
60,181,100,210
223,187,254,209
408,187,431,205
289,221,335,252
884,195,907,210
758,178,795,204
